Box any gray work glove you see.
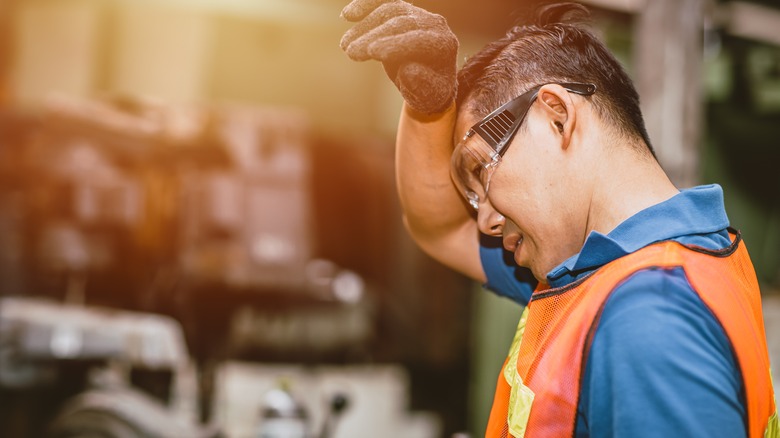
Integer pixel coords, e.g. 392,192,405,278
340,0,458,115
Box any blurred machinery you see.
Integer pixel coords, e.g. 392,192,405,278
0,95,382,437
0,296,212,438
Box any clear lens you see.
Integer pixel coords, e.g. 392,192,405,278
451,131,500,210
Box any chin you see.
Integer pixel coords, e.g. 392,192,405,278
526,258,554,285
530,268,546,284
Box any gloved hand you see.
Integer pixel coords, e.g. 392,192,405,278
340,0,458,115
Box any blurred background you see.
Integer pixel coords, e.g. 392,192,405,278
0,0,778,437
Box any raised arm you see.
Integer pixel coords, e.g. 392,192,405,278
340,0,485,281
395,104,485,281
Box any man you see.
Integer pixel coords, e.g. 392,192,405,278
340,1,777,436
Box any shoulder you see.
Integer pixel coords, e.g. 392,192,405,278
577,267,746,437
597,267,734,350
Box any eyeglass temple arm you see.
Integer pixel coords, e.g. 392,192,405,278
473,82,597,150
501,82,595,121
558,82,597,96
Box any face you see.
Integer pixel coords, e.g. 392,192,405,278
453,85,595,281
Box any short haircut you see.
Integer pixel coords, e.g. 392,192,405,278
456,2,654,155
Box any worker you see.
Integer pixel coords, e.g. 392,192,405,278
340,0,778,436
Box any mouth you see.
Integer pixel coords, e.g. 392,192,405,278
503,234,524,253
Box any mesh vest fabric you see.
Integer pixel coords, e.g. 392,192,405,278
485,232,777,438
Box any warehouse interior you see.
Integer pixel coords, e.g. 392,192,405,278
0,0,778,437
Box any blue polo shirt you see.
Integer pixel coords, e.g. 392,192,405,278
480,184,747,437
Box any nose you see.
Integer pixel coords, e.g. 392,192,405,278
476,201,505,236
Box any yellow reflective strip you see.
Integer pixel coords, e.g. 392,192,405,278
502,306,534,437
508,370,535,438
504,306,530,384
766,367,778,438
765,411,779,438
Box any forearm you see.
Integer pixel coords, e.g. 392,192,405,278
396,102,466,237
395,102,485,280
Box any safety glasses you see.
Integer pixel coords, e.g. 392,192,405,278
451,82,596,210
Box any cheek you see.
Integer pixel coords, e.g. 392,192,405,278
488,167,544,227
489,142,560,224
494,168,550,217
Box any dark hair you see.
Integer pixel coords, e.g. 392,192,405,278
456,2,654,155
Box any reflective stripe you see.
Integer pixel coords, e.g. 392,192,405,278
765,411,778,438
504,307,533,437
504,307,530,383
767,370,778,438
508,371,534,438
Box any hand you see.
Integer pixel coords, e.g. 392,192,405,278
340,0,458,115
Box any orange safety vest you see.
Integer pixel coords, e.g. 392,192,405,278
486,231,778,438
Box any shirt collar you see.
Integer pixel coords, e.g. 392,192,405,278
545,184,730,288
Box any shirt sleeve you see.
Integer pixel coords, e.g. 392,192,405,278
577,267,746,438
479,234,537,306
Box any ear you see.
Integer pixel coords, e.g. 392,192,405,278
537,84,577,149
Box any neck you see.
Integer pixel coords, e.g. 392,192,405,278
584,145,679,240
